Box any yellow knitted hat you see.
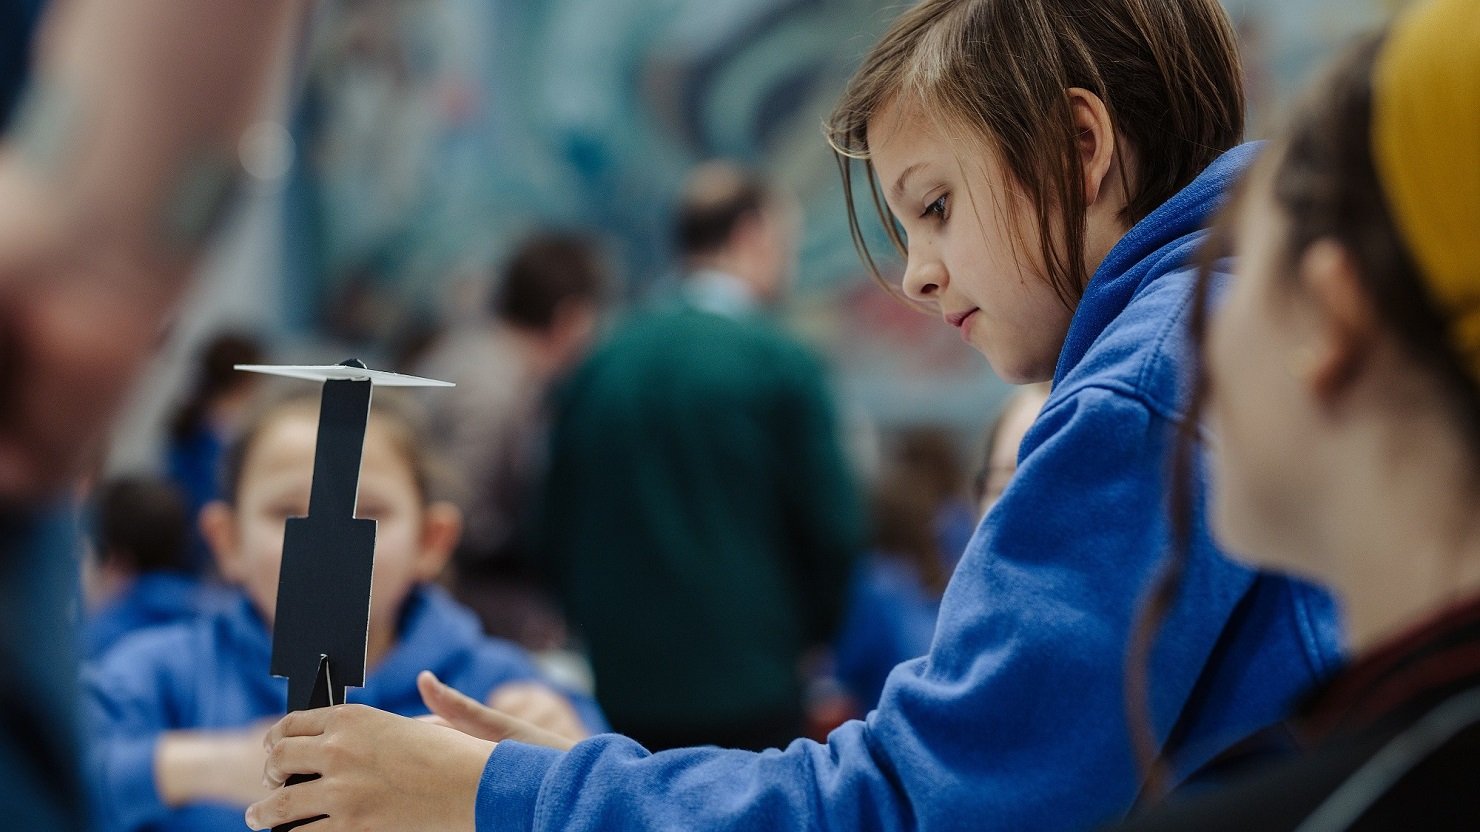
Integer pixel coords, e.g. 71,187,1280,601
1372,0,1480,359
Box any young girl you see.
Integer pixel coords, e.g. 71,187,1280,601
85,395,607,832
245,2,1342,830
1121,1,1480,827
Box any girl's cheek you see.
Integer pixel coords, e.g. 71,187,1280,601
373,520,421,565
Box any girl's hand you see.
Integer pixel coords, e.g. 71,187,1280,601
420,670,579,751
155,720,277,807
246,704,492,832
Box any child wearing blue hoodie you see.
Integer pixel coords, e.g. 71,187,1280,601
246,2,1344,831
83,476,218,661
85,395,607,832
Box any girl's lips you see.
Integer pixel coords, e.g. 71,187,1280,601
946,308,979,335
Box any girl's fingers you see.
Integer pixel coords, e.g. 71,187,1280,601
261,706,331,752
244,774,333,831
419,671,491,729
262,735,328,789
420,671,578,749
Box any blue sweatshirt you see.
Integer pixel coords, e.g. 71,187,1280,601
85,585,607,832
471,144,1345,831
85,573,226,660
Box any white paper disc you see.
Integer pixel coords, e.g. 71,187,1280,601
234,364,455,387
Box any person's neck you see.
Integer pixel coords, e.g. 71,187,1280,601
498,323,561,381
1081,149,1136,280
1315,408,1480,655
1082,210,1133,284
683,266,769,320
688,255,762,295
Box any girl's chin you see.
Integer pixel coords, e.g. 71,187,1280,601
982,348,1054,386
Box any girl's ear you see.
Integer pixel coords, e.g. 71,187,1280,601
199,501,242,581
1066,87,1117,208
1294,239,1377,406
415,502,462,581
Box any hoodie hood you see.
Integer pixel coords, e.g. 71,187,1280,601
1055,142,1263,385
217,584,489,713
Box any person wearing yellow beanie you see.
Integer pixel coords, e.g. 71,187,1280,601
1114,0,1480,828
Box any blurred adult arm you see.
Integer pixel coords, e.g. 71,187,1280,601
0,0,303,503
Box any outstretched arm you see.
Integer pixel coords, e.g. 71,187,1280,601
245,387,1321,832
0,0,302,502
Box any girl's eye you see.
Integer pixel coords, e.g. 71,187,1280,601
922,194,948,221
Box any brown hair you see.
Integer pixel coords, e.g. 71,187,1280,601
1127,32,1480,799
872,427,966,597
218,389,450,508
169,332,264,442
493,232,610,331
674,162,775,258
825,0,1245,306
90,476,191,573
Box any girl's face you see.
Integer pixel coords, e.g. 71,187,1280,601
1205,168,1326,575
867,98,1076,383
203,411,458,644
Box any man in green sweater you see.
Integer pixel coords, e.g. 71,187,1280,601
539,163,864,751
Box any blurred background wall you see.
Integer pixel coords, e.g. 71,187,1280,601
106,0,1394,473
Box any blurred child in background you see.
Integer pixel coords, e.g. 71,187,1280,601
973,384,1052,517
831,428,961,713
83,476,213,660
86,393,606,832
165,332,266,576
414,232,611,650
830,388,1053,715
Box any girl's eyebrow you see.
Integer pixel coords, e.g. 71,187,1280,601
892,162,926,200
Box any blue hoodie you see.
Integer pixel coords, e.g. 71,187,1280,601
84,573,229,660
470,144,1345,831
85,586,607,832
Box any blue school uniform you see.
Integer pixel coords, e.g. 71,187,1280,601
85,585,607,832
84,573,219,660
470,143,1345,832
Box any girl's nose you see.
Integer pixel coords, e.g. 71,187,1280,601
902,255,947,303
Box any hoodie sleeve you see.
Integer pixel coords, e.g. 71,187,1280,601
82,631,193,832
472,387,1327,832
